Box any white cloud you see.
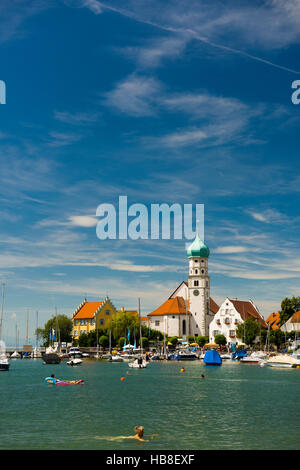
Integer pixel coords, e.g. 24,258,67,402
54,111,100,125
104,74,162,116
68,215,99,227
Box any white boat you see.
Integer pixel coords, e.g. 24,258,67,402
128,357,148,369
11,350,21,359
67,358,82,366
220,353,232,360
109,355,124,362
0,341,10,371
68,347,82,358
32,347,43,358
265,354,300,368
240,351,266,364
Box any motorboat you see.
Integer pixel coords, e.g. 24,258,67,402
203,350,222,366
265,354,300,368
43,346,61,364
240,351,266,364
67,358,82,366
168,349,197,361
128,357,148,369
68,347,82,358
0,342,10,371
109,355,124,362
220,353,232,360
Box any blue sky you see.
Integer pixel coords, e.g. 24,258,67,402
0,0,300,345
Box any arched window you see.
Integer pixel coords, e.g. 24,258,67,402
182,319,186,335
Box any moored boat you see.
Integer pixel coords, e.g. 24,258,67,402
265,354,300,368
203,350,222,366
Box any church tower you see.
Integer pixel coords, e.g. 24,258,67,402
187,234,210,336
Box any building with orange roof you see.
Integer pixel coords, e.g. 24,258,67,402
72,296,117,340
209,297,267,346
281,310,300,333
148,296,191,337
266,312,281,330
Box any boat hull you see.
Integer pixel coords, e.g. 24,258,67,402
0,362,10,371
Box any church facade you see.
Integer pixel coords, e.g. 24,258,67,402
148,235,219,337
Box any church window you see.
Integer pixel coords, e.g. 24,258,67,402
99,319,104,325
195,269,198,274
155,320,160,326
194,280,199,287
182,319,186,335
172,316,175,319
201,269,205,274
105,310,110,315
201,259,204,263
194,259,198,263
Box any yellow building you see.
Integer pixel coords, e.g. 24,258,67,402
72,296,117,340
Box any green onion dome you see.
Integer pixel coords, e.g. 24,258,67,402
187,234,210,258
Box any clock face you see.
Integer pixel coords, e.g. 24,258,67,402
193,289,199,296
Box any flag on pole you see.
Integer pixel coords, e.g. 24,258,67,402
52,328,56,341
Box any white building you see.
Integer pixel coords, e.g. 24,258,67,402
281,310,300,333
148,234,219,337
209,297,268,346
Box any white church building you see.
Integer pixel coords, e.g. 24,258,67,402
148,234,219,337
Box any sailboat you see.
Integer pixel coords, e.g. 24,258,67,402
128,298,148,369
0,284,10,371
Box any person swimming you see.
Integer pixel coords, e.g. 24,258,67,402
50,374,83,384
132,426,148,442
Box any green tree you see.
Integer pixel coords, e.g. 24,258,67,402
269,329,285,350
196,336,208,347
118,337,126,348
236,318,260,347
214,334,227,346
140,337,149,349
169,336,178,346
280,297,300,325
36,314,73,346
99,335,109,348
106,312,140,342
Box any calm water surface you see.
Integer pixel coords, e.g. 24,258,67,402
1,359,300,450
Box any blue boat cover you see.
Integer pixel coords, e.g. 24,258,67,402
203,350,222,365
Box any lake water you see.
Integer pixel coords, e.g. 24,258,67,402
1,358,300,450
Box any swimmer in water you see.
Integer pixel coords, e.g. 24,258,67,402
201,374,205,379
132,426,148,442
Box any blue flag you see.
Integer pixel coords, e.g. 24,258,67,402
127,328,130,341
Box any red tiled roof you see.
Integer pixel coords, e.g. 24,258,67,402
210,298,219,314
266,312,281,330
140,316,149,322
229,299,268,328
291,310,300,323
148,296,190,316
73,301,103,319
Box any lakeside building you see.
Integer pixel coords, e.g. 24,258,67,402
148,234,219,337
209,298,268,346
281,310,300,333
266,312,281,330
72,296,117,340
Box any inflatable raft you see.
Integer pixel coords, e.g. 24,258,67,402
45,377,84,385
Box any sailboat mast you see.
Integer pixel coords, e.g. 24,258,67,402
0,283,5,341
26,309,29,344
36,311,38,348
138,298,143,355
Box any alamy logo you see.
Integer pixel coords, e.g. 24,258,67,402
0,81,6,104
96,196,204,241
291,80,300,105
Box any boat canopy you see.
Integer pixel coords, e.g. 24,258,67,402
203,350,222,365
